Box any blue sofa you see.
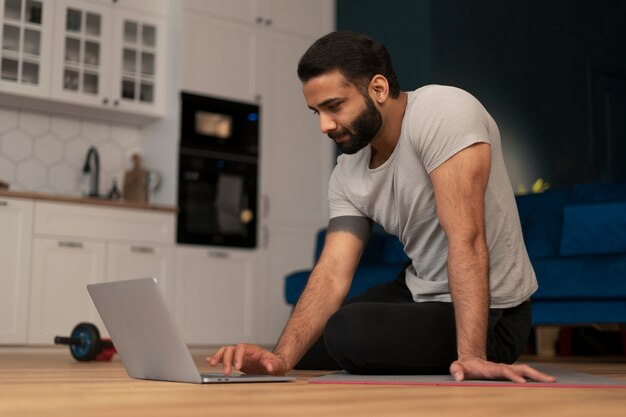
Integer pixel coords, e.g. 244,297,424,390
517,181,626,326
285,181,626,329
284,225,409,305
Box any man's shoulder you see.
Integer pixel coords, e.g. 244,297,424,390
411,84,478,105
406,85,488,126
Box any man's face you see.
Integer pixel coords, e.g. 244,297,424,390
302,70,382,154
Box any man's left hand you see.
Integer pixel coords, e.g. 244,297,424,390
450,357,557,383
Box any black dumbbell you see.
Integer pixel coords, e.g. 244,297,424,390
54,322,116,362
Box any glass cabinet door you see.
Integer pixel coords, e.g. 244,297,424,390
62,6,101,95
120,18,156,104
51,0,111,105
0,0,52,95
111,10,164,116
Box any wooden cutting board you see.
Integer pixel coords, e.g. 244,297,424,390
123,154,148,203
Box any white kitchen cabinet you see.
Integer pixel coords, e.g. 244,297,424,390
182,0,333,38
260,0,334,38
107,242,175,307
0,0,54,98
255,33,333,340
181,0,334,103
51,0,167,118
50,0,112,107
34,201,175,244
180,14,262,104
257,224,318,343
28,237,106,344
259,32,334,227
109,9,166,116
29,240,177,342
92,0,169,17
180,1,334,343
0,197,33,344
24,199,176,344
182,0,257,24
174,246,258,345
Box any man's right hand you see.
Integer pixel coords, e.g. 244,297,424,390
206,344,290,376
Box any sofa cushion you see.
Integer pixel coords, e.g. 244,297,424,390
531,255,626,299
570,181,626,204
383,235,410,264
284,270,310,305
515,189,569,259
532,300,626,325
360,231,390,264
286,227,410,305
560,202,626,256
284,264,403,305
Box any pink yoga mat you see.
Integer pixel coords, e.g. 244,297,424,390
308,363,626,389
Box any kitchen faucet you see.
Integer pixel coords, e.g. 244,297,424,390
82,146,100,198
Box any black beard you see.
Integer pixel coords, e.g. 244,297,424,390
329,95,382,155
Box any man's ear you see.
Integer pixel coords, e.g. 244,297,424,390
369,74,390,104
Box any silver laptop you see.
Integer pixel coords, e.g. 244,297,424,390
87,277,295,384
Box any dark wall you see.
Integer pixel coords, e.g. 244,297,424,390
337,0,626,188
337,0,433,92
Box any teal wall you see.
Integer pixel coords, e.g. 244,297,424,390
336,0,626,188
337,0,433,92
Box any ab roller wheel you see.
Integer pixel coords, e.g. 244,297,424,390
54,322,117,362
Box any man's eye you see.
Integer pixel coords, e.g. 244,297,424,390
328,103,340,112
312,110,319,115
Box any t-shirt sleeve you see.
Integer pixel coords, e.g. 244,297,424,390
327,165,366,219
409,86,493,174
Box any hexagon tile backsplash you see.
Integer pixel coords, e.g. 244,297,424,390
0,106,143,196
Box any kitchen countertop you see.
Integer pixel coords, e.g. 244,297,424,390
0,189,178,213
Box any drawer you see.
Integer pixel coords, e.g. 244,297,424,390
34,201,175,243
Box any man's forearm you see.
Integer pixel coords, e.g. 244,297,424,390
272,264,349,369
447,238,490,360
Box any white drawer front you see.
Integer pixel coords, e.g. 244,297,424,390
34,201,175,243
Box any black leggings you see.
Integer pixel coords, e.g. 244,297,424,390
295,269,532,374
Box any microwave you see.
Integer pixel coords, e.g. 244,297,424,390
180,91,259,156
178,92,260,248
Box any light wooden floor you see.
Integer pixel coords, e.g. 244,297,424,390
1,347,626,417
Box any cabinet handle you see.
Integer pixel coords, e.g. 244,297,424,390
58,241,84,249
102,98,109,105
262,224,269,248
113,99,119,106
207,251,229,259
131,246,155,254
256,16,263,24
262,194,270,219
265,19,272,26
0,200,7,207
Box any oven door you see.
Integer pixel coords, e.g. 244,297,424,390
177,151,258,248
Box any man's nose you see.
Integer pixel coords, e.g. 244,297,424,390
319,113,337,134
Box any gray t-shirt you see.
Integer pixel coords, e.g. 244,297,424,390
328,85,537,309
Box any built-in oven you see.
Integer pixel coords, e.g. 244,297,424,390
177,92,259,248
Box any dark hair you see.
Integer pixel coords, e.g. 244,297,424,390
297,31,401,98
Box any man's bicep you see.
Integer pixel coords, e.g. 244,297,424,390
429,142,490,238
327,216,373,242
